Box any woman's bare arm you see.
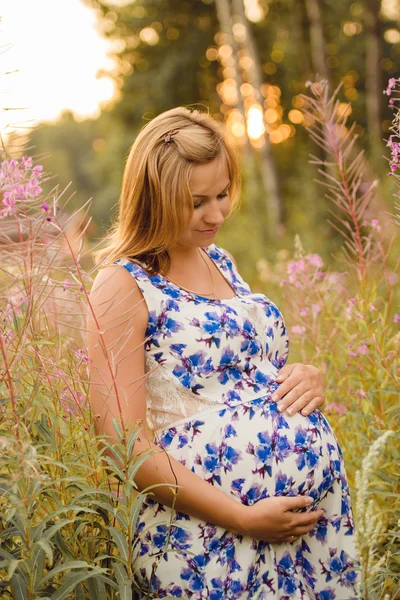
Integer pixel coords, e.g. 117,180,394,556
86,265,323,543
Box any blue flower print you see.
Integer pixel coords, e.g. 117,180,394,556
171,345,214,394
247,431,273,477
217,347,242,385
277,551,297,595
220,441,242,473
190,308,240,349
275,471,296,496
152,524,192,553
180,566,205,592
240,318,261,357
294,425,321,471
146,299,183,350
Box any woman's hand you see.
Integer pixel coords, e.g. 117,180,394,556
236,496,324,543
271,363,325,416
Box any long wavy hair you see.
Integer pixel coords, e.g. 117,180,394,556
92,106,241,275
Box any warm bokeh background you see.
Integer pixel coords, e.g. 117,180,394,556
2,0,399,281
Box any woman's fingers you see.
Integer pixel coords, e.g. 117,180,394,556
276,383,309,413
272,371,304,404
301,397,324,416
293,510,324,528
279,391,315,415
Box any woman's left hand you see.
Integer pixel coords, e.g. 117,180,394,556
271,363,325,416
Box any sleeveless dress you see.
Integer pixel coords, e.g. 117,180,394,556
114,244,360,599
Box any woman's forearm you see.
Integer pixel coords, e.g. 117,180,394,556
118,433,245,535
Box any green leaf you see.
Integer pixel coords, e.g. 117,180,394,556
38,561,90,587
33,518,74,543
127,449,156,481
111,418,124,441
129,492,147,535
85,576,108,600
127,426,143,458
32,545,46,588
50,569,101,600
37,540,54,566
8,559,21,580
53,531,75,560
107,526,129,563
11,574,28,600
39,506,97,528
113,561,133,600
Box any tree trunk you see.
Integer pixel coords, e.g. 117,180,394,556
365,0,384,166
289,0,312,80
231,0,284,234
303,0,329,81
214,0,261,229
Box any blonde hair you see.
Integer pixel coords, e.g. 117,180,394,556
92,106,241,275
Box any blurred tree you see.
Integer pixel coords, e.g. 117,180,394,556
83,0,221,121
232,0,284,232
14,0,399,278
364,0,384,165
304,0,329,81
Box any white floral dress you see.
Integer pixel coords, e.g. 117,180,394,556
114,244,360,599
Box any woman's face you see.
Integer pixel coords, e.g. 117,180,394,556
176,155,231,248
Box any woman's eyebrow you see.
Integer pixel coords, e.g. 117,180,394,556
192,181,231,199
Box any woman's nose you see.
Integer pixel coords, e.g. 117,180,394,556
203,202,225,226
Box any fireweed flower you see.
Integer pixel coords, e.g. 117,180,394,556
0,156,44,217
62,279,72,291
291,325,306,335
357,344,369,355
306,253,323,268
394,314,400,323
384,77,397,96
324,403,347,416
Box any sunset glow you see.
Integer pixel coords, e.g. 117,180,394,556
0,0,117,135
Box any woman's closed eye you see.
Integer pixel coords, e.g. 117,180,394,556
194,193,229,209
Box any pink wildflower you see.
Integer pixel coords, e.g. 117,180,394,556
1,195,17,217
325,403,347,416
357,344,369,355
306,253,323,268
41,202,50,212
394,314,400,323
299,307,309,317
384,77,397,96
369,303,376,312
312,303,321,314
371,219,381,232
32,165,43,177
62,279,72,291
291,325,306,335
76,348,89,362
288,259,306,275
21,156,32,169
357,389,367,398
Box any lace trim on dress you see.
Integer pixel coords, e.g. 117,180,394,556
144,354,217,432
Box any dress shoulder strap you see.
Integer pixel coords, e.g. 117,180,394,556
206,244,251,295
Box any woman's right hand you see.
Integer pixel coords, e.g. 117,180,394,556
236,495,324,543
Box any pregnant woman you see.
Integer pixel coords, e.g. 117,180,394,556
87,107,360,598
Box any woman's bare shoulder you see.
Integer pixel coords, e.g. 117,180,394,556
88,263,148,329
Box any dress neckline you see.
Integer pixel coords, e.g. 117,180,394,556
157,244,240,303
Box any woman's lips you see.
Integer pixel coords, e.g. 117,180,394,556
197,227,219,235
